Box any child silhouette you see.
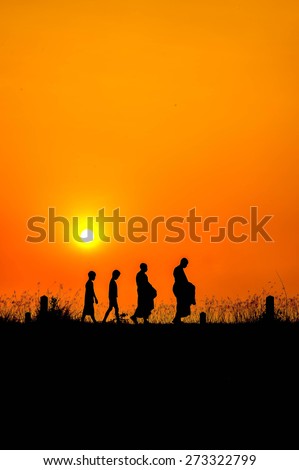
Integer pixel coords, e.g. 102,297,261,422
81,271,98,323
102,270,121,324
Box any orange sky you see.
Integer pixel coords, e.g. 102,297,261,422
0,0,298,310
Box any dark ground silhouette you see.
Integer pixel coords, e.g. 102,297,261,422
0,320,298,450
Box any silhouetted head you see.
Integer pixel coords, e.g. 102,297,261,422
112,269,121,279
88,270,96,280
180,258,189,268
140,263,148,272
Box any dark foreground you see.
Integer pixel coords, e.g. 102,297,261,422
0,320,298,450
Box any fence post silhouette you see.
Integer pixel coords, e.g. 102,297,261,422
40,295,48,321
200,311,206,325
25,311,31,323
266,295,275,321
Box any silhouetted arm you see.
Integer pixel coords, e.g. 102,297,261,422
93,283,98,304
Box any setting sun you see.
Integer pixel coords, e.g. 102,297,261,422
80,229,94,243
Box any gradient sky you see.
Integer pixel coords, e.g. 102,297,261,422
0,0,298,310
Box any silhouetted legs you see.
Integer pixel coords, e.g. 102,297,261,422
172,316,182,324
81,311,97,323
131,307,151,324
90,313,97,323
143,308,151,324
172,314,182,324
130,313,138,324
172,297,183,324
81,303,98,323
130,307,139,324
102,300,120,324
173,297,191,324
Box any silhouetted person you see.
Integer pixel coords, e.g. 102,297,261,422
81,271,98,323
172,258,196,324
102,270,121,324
130,263,157,324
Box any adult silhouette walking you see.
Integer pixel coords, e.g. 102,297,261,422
172,258,196,324
102,269,121,324
130,263,157,324
81,270,98,323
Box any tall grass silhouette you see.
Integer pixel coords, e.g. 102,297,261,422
0,282,298,323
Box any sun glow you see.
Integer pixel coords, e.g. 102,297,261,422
70,216,102,250
73,227,100,249
80,229,94,243
1,0,298,303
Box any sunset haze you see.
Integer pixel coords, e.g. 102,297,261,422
1,0,298,312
